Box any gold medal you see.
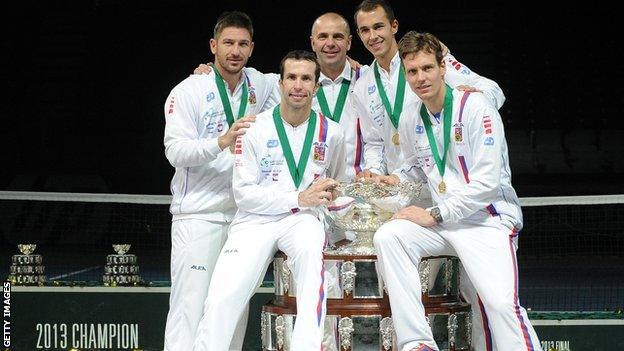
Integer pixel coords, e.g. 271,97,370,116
438,180,446,193
392,132,400,146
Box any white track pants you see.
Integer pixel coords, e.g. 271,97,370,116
460,256,539,351
373,217,542,351
164,219,247,351
193,212,327,351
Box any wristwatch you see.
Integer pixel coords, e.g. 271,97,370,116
430,207,443,223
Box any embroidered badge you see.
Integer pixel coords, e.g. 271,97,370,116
313,142,327,163
453,123,463,142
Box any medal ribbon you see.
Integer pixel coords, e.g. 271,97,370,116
272,106,317,189
420,85,454,179
374,62,406,129
315,73,351,123
214,67,248,128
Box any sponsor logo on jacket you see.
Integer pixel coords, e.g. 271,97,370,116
449,59,472,75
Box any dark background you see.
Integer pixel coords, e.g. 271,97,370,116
2,1,623,320
3,0,622,196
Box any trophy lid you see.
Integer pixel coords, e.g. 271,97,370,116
112,244,131,255
17,244,37,255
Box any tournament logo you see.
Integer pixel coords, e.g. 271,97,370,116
266,139,279,148
260,154,272,173
206,92,215,102
313,141,327,163
367,85,376,94
415,125,424,134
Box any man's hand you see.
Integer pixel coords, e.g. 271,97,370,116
346,55,363,70
298,178,338,207
355,169,378,180
193,62,213,75
374,174,400,185
440,41,449,56
391,206,436,227
218,115,256,151
455,85,481,93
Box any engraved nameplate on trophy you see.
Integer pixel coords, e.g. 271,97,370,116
8,244,46,286
103,244,141,286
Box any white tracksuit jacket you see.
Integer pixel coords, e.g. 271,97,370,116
231,105,346,225
312,61,366,180
396,89,522,228
164,68,279,221
352,51,506,176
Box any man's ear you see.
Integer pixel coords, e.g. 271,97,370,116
209,38,217,55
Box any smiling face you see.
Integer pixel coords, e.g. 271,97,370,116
210,26,254,75
355,5,398,60
279,58,319,110
310,13,352,71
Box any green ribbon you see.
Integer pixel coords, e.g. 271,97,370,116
420,85,454,178
373,62,406,130
315,73,351,123
272,106,317,189
214,67,248,128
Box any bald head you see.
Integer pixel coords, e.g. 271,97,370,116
311,12,350,36
310,12,352,77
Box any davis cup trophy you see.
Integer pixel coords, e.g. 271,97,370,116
8,244,46,285
103,244,141,286
262,181,472,351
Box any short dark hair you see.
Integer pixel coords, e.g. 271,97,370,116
354,0,396,27
398,31,444,65
213,11,253,39
279,50,321,83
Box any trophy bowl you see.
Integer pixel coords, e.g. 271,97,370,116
17,244,37,255
112,244,131,256
323,180,423,255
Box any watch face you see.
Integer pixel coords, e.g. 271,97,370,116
431,207,442,223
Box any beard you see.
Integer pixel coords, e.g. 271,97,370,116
216,57,246,75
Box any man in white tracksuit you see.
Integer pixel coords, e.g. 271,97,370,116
310,12,366,180
162,11,279,351
351,0,505,178
351,2,506,349
197,12,364,181
193,50,346,351
373,31,542,351
194,12,363,247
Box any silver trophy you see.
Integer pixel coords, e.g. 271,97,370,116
322,180,423,255
8,244,46,285
103,244,141,286
263,180,472,350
